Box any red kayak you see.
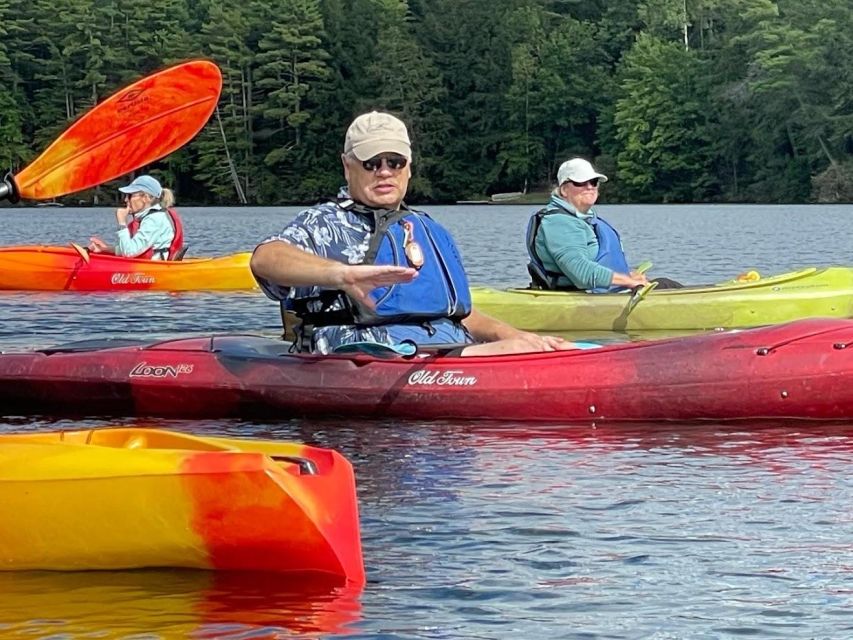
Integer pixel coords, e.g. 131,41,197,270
1,318,851,422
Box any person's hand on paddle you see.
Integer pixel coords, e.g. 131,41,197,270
336,264,418,309
612,271,648,289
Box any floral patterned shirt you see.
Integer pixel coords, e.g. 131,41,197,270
256,190,471,353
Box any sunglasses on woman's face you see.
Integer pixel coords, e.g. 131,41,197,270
361,154,408,172
569,178,599,188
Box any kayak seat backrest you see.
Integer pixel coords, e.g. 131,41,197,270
526,263,580,291
172,245,189,261
527,263,550,290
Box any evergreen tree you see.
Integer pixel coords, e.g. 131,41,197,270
255,0,332,202
610,33,715,201
0,0,30,172
415,0,522,197
359,0,449,200
0,0,846,203
195,1,257,202
503,6,612,190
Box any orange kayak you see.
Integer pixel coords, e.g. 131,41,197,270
0,427,364,584
0,244,257,291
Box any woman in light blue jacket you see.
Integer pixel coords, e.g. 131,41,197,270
88,175,183,260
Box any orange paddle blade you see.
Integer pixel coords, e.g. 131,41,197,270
7,60,222,201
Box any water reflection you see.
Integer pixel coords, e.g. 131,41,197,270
0,570,363,638
1,418,852,637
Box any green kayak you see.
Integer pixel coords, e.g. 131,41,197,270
471,267,853,332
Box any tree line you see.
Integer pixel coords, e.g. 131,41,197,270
1,0,851,205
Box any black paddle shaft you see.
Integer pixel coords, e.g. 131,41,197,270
0,173,20,203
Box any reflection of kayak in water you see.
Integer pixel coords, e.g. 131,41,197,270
0,570,363,637
0,318,852,422
461,420,853,454
471,266,853,331
0,428,364,585
0,244,256,291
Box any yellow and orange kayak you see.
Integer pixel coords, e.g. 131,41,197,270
0,428,364,584
0,245,257,291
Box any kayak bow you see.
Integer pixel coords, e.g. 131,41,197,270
0,427,364,584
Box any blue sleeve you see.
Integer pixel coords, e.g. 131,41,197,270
538,215,614,289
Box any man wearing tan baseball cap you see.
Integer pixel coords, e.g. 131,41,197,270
338,111,413,211
251,110,575,356
344,111,412,162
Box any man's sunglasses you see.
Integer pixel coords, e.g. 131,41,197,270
569,178,599,188
361,154,408,172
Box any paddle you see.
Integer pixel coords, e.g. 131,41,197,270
611,279,659,331
634,260,653,275
0,60,222,202
69,242,90,263
626,280,659,314
615,260,656,318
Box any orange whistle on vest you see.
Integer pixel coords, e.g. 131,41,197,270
402,220,424,269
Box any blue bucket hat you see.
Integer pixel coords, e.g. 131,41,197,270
118,175,162,198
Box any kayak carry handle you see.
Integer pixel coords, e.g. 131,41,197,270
271,455,318,475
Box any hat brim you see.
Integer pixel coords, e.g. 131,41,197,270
118,184,159,196
349,140,412,162
562,172,608,184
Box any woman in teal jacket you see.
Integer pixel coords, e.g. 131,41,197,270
527,158,680,292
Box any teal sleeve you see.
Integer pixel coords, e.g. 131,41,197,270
538,215,614,289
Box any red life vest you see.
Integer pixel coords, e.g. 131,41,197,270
126,207,185,260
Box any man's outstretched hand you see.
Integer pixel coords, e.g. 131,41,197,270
338,264,418,308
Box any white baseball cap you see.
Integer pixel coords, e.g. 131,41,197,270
557,158,608,185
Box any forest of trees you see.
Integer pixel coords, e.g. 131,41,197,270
0,0,851,204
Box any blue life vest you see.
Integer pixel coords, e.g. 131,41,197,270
357,210,472,324
294,204,472,331
587,217,630,292
526,206,631,293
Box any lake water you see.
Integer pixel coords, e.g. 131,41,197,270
1,203,852,638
